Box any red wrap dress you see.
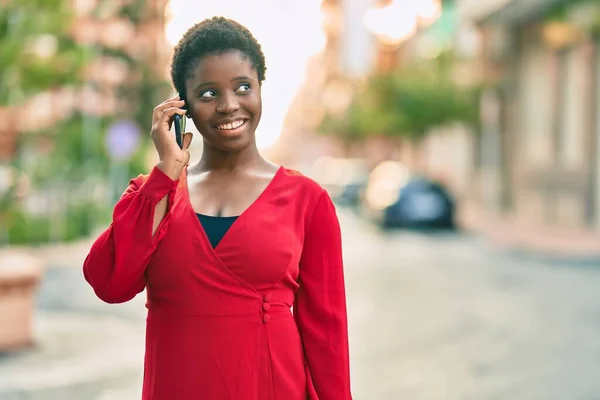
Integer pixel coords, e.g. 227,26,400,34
83,165,353,399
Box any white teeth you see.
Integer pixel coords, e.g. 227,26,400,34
217,120,244,130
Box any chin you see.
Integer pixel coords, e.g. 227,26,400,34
204,120,259,152
205,132,255,153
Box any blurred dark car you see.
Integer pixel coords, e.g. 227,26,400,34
382,178,456,229
362,161,456,230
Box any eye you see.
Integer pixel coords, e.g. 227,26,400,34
236,83,251,93
200,89,217,99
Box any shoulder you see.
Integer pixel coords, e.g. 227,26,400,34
278,166,335,220
278,167,340,233
279,166,327,200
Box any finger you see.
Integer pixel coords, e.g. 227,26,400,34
163,94,181,104
159,107,187,124
153,100,185,125
182,132,193,150
155,100,185,114
183,149,191,166
164,99,185,108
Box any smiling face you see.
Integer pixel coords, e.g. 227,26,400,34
184,50,262,152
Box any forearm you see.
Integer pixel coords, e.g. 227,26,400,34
84,167,180,303
153,160,184,236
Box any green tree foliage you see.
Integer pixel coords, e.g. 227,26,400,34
1,0,172,244
544,0,600,36
318,52,480,143
0,0,88,103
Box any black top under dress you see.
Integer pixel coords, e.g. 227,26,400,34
196,213,238,248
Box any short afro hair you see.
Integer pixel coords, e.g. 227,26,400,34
170,17,267,101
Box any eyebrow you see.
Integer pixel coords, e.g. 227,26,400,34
193,76,255,92
232,76,253,82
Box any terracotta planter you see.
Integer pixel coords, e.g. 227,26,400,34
0,251,42,351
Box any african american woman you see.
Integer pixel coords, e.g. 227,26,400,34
83,17,352,400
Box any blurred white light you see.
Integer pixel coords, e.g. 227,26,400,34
0,166,15,194
365,180,401,211
416,0,440,19
364,0,441,45
365,161,410,210
364,2,417,45
29,34,58,59
20,92,55,131
165,0,326,151
73,0,96,16
370,160,410,183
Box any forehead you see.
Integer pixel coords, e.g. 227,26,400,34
186,50,258,84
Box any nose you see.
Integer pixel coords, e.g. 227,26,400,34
216,92,239,114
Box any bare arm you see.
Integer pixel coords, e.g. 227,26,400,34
153,160,186,236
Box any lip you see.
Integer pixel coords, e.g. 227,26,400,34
213,118,249,137
213,117,248,126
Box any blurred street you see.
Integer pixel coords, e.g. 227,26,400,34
2,209,600,400
3,1,600,399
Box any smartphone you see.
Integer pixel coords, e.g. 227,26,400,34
173,93,187,149
174,114,185,149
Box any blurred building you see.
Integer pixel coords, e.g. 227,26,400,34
275,0,447,170
355,0,477,194
296,0,600,239
383,0,600,234
466,0,600,230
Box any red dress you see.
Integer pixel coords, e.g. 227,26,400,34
83,165,352,400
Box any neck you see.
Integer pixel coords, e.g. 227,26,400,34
195,139,264,172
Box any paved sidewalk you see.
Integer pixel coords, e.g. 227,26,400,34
0,311,145,399
0,235,146,399
3,238,97,270
2,209,600,399
458,201,600,262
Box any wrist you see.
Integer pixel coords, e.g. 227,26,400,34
156,159,184,181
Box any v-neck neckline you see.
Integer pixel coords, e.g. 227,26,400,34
182,165,283,253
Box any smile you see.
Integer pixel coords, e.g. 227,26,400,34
216,119,247,130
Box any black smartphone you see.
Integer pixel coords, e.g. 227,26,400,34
174,93,187,149
174,114,184,149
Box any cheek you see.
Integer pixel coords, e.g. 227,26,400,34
191,103,213,125
252,95,262,118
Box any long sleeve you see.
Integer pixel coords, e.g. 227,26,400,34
294,190,352,399
83,166,179,304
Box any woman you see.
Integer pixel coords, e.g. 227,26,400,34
83,17,352,400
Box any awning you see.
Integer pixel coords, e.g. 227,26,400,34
478,0,567,25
